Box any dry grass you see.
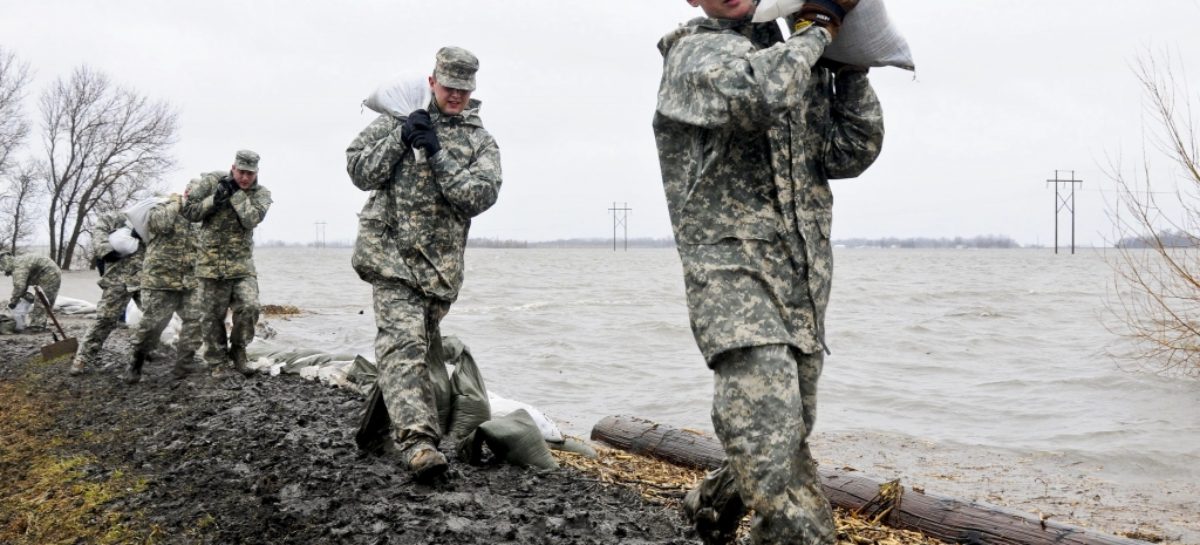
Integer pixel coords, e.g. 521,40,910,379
261,304,302,316
553,444,943,545
0,371,157,545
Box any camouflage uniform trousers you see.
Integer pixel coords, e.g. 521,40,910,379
197,277,259,366
372,280,451,455
25,271,62,329
76,284,137,366
696,344,834,545
132,288,202,363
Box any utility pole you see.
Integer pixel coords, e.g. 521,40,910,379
608,202,632,251
314,221,326,249
1045,170,1083,254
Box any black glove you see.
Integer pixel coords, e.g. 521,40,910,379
795,0,859,39
101,250,122,264
410,128,441,156
401,109,433,148
214,178,236,203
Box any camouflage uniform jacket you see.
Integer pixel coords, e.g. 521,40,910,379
654,19,884,362
182,172,272,279
140,198,198,291
5,255,60,307
346,99,502,303
92,211,145,290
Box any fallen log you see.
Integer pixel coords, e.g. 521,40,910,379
591,415,1149,545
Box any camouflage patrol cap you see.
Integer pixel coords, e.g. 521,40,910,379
433,46,479,91
234,149,260,172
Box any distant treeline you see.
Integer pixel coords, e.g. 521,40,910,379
835,235,1021,249
1115,230,1198,249
468,237,677,249
257,235,1039,250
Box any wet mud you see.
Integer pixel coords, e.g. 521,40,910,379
0,317,691,545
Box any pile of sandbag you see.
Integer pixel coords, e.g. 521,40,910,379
244,335,589,468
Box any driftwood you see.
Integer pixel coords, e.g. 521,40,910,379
591,415,1149,545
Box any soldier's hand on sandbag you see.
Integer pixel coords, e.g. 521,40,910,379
214,178,237,202
402,110,433,148
411,128,442,157
794,0,859,39
101,250,122,263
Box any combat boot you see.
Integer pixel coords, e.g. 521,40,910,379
682,467,746,545
230,347,253,377
122,351,147,385
68,354,87,376
172,352,204,379
405,443,448,483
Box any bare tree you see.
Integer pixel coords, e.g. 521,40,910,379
0,47,31,178
1106,53,1200,379
38,65,177,269
0,162,42,254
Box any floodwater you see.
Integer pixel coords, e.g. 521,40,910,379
46,245,1200,536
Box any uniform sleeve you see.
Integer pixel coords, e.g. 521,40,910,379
429,133,502,218
92,214,118,259
346,114,407,191
822,70,885,179
147,200,181,238
182,176,218,222
9,263,29,306
657,27,830,132
230,186,272,229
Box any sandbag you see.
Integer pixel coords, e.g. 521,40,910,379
490,392,564,443
122,197,167,240
346,355,379,391
54,296,97,315
443,337,491,443
108,227,139,256
458,409,558,470
753,0,915,70
10,298,33,331
363,73,432,119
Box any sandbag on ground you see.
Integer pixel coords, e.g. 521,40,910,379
458,409,559,470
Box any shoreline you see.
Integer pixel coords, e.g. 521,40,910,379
3,281,1196,544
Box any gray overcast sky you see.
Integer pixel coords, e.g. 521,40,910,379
2,0,1199,246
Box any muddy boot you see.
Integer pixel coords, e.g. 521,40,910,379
682,465,746,545
172,352,203,379
405,443,448,483
230,347,254,377
122,351,147,385
68,354,87,376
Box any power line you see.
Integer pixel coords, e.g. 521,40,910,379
1046,170,1083,255
608,202,631,252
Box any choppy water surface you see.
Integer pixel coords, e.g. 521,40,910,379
255,247,1200,487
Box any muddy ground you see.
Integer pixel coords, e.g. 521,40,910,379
2,314,1195,545
0,317,692,545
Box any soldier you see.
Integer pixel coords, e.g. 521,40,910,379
654,0,883,544
181,150,272,378
346,46,502,481
122,193,204,384
2,252,62,330
70,211,145,375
